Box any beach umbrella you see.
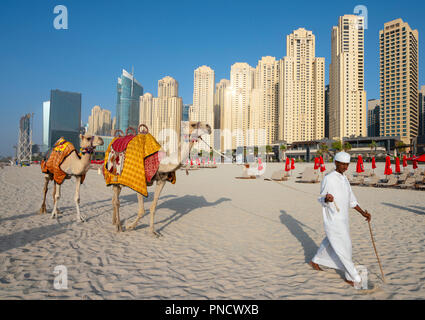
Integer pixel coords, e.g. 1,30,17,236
314,157,320,170
356,155,364,173
395,157,401,173
384,156,392,176
285,158,291,172
291,158,295,170
320,156,326,173
413,159,418,170
402,155,407,168
258,158,263,171
407,154,425,162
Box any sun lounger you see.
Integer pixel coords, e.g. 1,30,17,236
235,166,256,179
350,176,365,186
376,175,398,188
355,169,373,177
398,177,416,189
268,170,289,181
397,172,409,183
363,175,380,187
414,177,425,190
297,171,319,183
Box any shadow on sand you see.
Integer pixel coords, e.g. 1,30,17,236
129,195,231,233
382,202,425,215
279,210,319,263
0,220,74,254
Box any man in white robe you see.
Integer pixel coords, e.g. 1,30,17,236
309,152,371,287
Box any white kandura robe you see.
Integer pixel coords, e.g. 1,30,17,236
312,170,362,283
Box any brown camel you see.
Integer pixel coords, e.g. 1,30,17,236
111,121,212,236
40,134,104,222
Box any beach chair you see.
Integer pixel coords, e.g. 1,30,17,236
397,172,409,183
268,170,289,181
349,176,365,186
363,175,380,187
398,177,416,189
235,165,256,180
356,169,373,177
414,176,425,190
376,175,398,188
297,170,319,183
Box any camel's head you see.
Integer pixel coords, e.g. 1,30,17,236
188,122,212,142
80,134,104,155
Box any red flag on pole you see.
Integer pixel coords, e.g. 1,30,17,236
291,158,295,170
372,157,376,170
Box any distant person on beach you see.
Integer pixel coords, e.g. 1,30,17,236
309,151,372,287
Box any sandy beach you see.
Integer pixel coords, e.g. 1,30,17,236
0,161,424,300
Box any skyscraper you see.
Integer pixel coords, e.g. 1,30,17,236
214,79,230,150
278,28,325,143
87,105,112,136
367,99,380,137
229,62,255,149
158,76,179,98
329,15,367,140
379,19,419,144
48,89,82,149
191,65,215,151
116,69,143,133
419,86,425,136
325,85,330,138
139,76,183,158
42,101,50,152
253,56,279,146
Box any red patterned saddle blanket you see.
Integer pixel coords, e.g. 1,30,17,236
106,134,160,182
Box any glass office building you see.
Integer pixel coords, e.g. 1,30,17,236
182,104,191,122
116,69,143,133
42,101,50,152
48,89,82,150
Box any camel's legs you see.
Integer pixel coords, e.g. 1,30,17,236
51,182,61,219
149,179,166,237
126,193,146,230
52,180,61,215
74,176,85,222
39,175,50,214
112,185,122,232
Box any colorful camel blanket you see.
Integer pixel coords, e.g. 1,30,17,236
104,133,161,197
41,137,85,185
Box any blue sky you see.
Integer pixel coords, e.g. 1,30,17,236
0,0,424,157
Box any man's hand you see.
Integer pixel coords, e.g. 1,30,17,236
325,194,334,203
362,210,372,222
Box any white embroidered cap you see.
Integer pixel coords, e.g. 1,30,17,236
334,152,351,164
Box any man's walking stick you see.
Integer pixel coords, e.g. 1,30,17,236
366,213,386,283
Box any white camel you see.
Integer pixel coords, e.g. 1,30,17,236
111,121,211,236
40,134,104,222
